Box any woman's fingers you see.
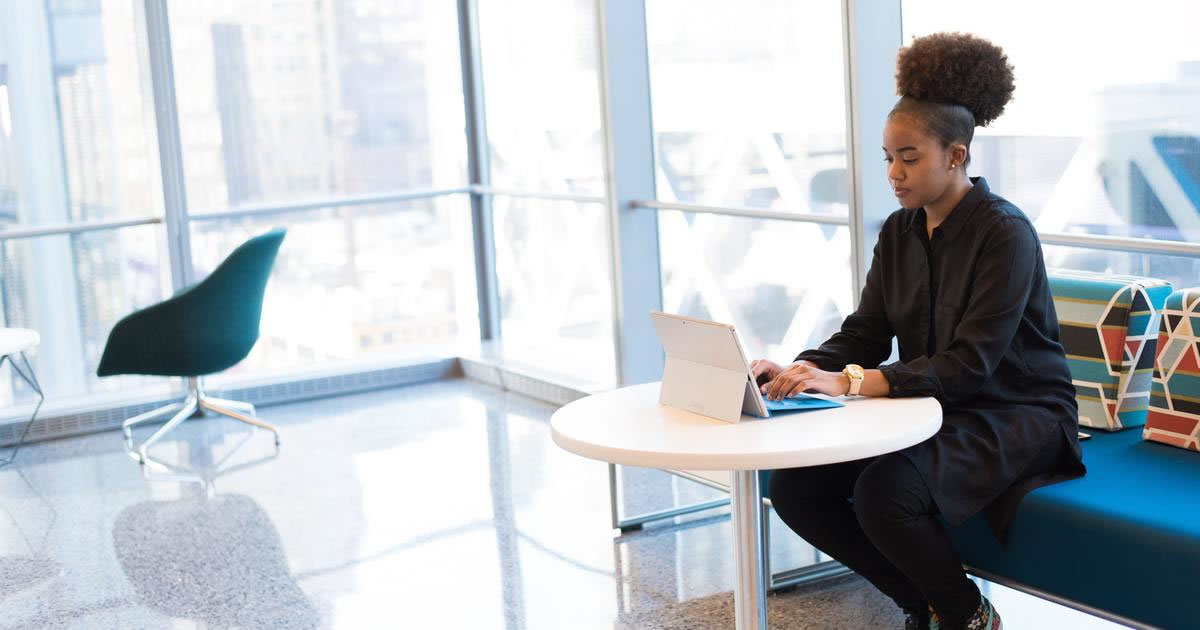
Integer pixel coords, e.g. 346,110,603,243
766,363,811,400
773,375,810,400
785,377,815,398
753,359,784,389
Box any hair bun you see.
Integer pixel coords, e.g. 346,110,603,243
895,32,1015,127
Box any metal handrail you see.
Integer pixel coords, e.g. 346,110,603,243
1038,230,1200,259
471,186,606,204
632,199,851,226
0,216,163,241
6,194,1199,264
188,187,471,221
634,198,1200,259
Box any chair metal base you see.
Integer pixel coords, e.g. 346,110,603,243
138,427,281,496
122,379,279,464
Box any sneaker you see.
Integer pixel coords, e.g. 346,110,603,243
929,597,1001,630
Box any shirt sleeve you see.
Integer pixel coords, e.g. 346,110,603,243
878,216,1037,403
794,238,895,371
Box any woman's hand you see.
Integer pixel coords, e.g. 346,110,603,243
749,359,786,387
760,361,850,400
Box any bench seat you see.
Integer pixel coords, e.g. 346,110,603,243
946,428,1200,629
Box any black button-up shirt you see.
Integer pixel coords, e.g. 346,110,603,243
795,177,1084,540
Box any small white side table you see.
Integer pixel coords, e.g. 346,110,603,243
0,328,43,466
551,382,942,630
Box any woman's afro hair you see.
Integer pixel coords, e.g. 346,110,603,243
895,32,1015,127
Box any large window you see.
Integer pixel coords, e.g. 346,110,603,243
0,0,478,413
492,198,614,387
168,0,467,208
904,0,1200,282
477,0,606,195
647,0,848,214
0,1,172,407
659,212,850,360
171,0,477,381
193,198,479,386
478,0,615,383
646,0,850,363
13,0,1198,424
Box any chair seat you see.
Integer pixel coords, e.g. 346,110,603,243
946,428,1200,629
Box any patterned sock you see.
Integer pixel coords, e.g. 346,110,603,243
930,597,1002,630
965,596,1002,630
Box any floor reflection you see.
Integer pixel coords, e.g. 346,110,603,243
113,493,318,628
0,466,59,601
0,379,1130,629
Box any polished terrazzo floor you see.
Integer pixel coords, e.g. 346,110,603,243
0,378,1127,629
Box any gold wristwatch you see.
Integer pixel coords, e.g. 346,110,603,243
842,364,864,396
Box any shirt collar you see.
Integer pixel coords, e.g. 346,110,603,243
902,176,990,239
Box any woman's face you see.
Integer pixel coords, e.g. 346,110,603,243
882,115,964,211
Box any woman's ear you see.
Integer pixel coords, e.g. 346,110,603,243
952,143,968,170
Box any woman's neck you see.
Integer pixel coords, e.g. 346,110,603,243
924,176,973,232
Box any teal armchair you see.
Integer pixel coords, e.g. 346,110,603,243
98,228,286,463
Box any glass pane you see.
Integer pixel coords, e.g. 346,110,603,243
493,198,615,386
1044,245,1200,294
477,0,605,195
903,1,1200,242
168,0,467,212
646,0,848,214
0,0,162,226
0,225,173,410
190,196,478,384
659,211,851,361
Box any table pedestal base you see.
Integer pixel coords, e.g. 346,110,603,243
731,469,767,629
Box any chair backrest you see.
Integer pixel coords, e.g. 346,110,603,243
186,228,287,333
1145,288,1200,451
96,229,286,377
1048,269,1173,431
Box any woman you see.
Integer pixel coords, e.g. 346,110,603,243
751,33,1085,630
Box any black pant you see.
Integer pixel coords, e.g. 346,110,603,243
768,433,1067,627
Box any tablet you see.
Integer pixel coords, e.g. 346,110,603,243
650,311,770,422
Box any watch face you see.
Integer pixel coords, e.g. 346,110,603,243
846,364,864,379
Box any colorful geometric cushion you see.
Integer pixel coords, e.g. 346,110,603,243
1049,270,1173,431
1145,288,1200,451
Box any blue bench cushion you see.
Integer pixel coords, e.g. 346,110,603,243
946,428,1200,629
1146,288,1200,451
1049,270,1173,431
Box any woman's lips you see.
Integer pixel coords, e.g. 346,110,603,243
893,188,910,198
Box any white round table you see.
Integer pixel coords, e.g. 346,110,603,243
0,328,43,466
551,382,942,630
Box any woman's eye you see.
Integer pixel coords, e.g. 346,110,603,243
903,158,917,164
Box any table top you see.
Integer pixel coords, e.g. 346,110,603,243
551,382,942,471
0,328,39,356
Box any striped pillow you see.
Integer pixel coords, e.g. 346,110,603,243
1145,288,1200,451
1049,270,1173,431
